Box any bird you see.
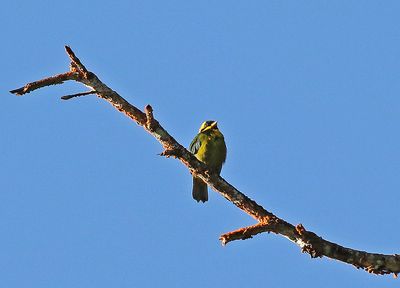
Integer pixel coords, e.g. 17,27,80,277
189,120,227,202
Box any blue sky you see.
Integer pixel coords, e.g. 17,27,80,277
2,1,400,287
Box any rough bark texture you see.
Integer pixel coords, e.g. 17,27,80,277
10,46,400,277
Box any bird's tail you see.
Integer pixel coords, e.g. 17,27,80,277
192,177,208,202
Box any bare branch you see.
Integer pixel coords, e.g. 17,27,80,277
220,222,274,245
65,46,89,77
9,46,400,277
61,90,97,100
10,72,78,95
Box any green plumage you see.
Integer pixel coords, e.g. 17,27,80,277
189,121,227,202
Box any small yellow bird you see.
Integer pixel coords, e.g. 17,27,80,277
189,121,227,202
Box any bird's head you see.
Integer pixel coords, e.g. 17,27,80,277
199,120,219,133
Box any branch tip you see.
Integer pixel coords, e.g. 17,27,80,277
64,45,72,54
10,88,25,95
145,104,153,113
220,236,227,246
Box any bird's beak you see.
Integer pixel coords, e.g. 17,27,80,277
210,121,218,129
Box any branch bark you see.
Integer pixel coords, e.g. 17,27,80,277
10,46,400,277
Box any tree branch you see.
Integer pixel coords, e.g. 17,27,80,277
220,222,276,245
61,90,97,100
10,72,78,95
9,46,400,277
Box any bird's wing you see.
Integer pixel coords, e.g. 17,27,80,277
189,134,202,155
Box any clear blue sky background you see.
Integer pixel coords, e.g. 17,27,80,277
2,1,400,287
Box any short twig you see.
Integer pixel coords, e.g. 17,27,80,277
144,104,155,130
61,91,97,100
159,149,180,158
220,222,275,245
65,46,89,78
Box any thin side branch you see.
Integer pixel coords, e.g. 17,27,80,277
10,72,78,95
220,222,275,245
9,46,400,277
65,46,89,77
61,90,97,100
